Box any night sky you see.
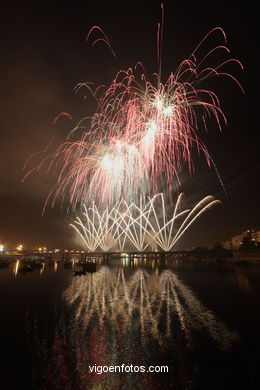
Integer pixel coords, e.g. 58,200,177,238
0,1,259,249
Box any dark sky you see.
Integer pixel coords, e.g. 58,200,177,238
0,0,258,249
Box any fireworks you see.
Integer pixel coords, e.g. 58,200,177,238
22,7,243,253
24,21,242,211
71,193,220,252
29,267,237,389
64,266,237,348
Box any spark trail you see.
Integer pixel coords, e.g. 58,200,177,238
71,193,220,252
24,23,242,210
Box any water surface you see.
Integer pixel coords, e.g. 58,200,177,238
0,258,259,389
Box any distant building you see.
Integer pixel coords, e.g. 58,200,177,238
222,229,260,250
251,229,260,243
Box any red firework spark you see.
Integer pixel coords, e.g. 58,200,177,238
24,19,243,211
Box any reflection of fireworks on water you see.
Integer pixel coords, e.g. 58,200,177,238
24,25,242,210
28,267,238,389
64,266,237,349
71,193,220,252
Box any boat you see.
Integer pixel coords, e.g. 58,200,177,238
73,262,97,275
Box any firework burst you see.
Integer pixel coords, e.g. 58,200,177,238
71,193,220,252
24,12,242,211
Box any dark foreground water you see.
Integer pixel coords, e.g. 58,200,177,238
0,257,260,389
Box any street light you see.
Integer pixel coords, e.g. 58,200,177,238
16,244,23,252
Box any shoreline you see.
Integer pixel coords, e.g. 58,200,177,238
168,255,260,265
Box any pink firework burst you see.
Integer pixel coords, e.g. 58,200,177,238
24,20,243,211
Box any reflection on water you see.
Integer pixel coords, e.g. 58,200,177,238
65,267,237,349
54,261,58,273
40,262,45,275
13,259,20,277
27,265,238,390
229,268,251,291
1,258,260,389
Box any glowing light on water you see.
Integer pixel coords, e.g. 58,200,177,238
40,262,45,275
64,266,238,349
13,260,20,277
28,265,239,390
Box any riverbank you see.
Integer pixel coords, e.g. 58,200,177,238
170,250,260,265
